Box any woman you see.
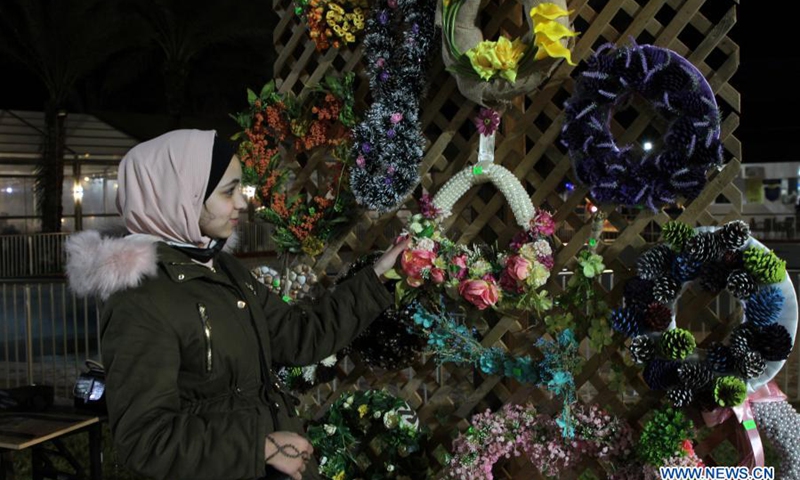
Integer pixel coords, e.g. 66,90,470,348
66,130,407,480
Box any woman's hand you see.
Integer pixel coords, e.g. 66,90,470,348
264,431,314,480
373,236,411,281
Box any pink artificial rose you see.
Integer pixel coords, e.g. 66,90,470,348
506,255,531,282
430,268,446,284
401,249,436,286
452,254,468,280
458,279,500,310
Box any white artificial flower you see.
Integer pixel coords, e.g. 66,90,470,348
320,354,338,367
323,424,337,436
416,238,436,251
302,365,317,383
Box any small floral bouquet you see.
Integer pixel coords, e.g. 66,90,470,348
392,194,555,314
294,0,367,51
307,390,431,480
232,74,358,256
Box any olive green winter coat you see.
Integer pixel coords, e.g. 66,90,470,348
66,232,393,480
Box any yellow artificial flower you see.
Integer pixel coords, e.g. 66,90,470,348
344,32,356,42
534,21,578,43
358,404,369,418
529,3,572,21
534,35,576,65
492,36,527,82
328,3,345,14
466,40,500,81
333,471,346,480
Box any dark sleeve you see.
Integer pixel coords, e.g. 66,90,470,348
258,266,394,366
101,293,270,480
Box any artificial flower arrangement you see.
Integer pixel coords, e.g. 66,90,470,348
391,194,556,314
232,74,358,257
445,402,634,480
294,0,367,51
307,390,431,480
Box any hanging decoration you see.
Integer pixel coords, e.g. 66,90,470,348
612,220,797,411
232,74,358,257
562,42,724,210
445,403,634,480
349,0,437,212
438,0,578,109
308,390,431,480
294,0,368,51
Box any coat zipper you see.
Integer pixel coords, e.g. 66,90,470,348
196,303,213,373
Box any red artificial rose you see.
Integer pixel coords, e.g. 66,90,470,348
458,279,500,310
506,255,531,282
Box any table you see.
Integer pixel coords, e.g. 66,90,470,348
0,409,102,480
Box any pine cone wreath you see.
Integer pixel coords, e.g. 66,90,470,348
734,350,767,379
653,276,682,304
644,302,672,332
706,343,733,373
684,232,722,263
667,387,695,408
637,245,675,280
630,335,656,363
678,362,714,390
727,270,758,299
716,220,750,251
751,323,794,361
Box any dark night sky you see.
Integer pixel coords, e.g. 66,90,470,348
0,1,795,163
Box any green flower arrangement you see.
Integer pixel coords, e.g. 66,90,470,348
637,407,695,467
307,390,431,480
713,376,748,407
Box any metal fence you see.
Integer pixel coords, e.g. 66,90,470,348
2,270,799,402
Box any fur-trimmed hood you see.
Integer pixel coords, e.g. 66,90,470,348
65,230,237,300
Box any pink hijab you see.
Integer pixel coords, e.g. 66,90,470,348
116,129,216,247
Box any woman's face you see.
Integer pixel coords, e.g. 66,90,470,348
199,156,247,239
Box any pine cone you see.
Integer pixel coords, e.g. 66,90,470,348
734,350,767,379
653,276,681,304
643,359,680,390
637,245,675,280
630,335,655,363
672,254,702,282
661,221,695,251
678,362,714,390
744,286,785,327
659,328,697,360
684,232,722,263
716,220,750,251
743,247,787,284
752,323,794,361
727,270,758,299
611,307,643,338
699,262,730,292
667,387,694,408
624,277,656,308
729,323,760,358
706,343,733,373
644,302,673,332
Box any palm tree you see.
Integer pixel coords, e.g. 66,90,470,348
0,0,131,232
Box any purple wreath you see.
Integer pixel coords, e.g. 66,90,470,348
561,43,723,210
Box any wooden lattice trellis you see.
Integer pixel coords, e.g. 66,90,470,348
270,0,749,477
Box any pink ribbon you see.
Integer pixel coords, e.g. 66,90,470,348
702,381,787,467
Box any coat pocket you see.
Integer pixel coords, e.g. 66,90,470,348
196,303,213,373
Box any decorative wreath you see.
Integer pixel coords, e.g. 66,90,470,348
349,0,437,212
439,0,577,109
612,220,797,410
233,74,358,256
307,390,431,480
445,402,634,480
562,43,724,210
294,0,368,51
